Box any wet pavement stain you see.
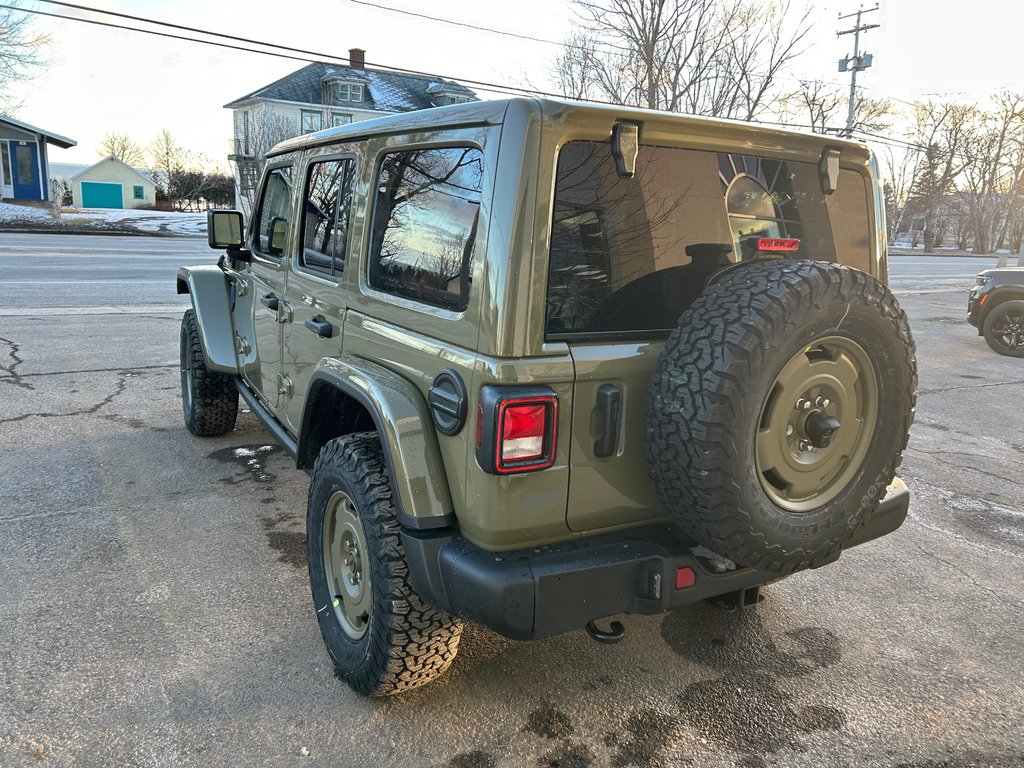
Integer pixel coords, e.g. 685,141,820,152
208,444,279,484
678,671,845,754
447,750,498,768
663,605,847,760
603,707,679,768
538,741,595,768
260,512,305,569
525,703,574,740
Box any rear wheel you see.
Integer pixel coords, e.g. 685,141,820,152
647,260,917,574
180,309,238,436
983,299,1024,357
307,433,462,696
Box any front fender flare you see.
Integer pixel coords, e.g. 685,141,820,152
299,358,455,530
176,265,238,375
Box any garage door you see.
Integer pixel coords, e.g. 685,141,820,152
81,181,123,209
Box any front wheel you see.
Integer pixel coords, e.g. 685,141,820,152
983,300,1024,357
180,309,238,436
307,433,462,696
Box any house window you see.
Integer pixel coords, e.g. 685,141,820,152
331,113,353,128
132,185,145,200
243,110,251,154
332,82,364,103
301,110,322,134
0,143,10,186
368,146,483,311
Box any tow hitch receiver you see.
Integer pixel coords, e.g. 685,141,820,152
708,585,764,612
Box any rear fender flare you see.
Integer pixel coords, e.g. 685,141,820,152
176,265,238,374
298,358,456,530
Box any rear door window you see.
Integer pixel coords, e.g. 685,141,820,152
300,158,356,279
367,146,483,312
546,141,870,339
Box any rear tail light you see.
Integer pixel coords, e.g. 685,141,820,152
756,238,800,253
476,387,558,474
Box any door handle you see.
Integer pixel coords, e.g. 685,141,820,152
260,294,279,310
305,316,334,338
594,383,621,458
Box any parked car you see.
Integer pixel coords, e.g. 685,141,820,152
968,267,1024,357
176,98,917,696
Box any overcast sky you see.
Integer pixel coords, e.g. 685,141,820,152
9,0,1022,169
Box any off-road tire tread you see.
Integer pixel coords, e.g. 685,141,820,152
180,309,238,436
310,433,462,697
647,260,917,573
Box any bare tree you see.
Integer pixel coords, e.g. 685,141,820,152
782,80,893,135
98,132,146,167
149,128,189,210
229,108,297,214
881,144,923,244
0,2,49,114
556,0,813,120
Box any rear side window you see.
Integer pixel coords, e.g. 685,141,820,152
300,158,356,278
546,142,871,339
253,166,292,259
368,146,483,311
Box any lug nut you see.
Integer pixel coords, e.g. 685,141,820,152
798,439,809,451
795,398,806,411
786,425,794,436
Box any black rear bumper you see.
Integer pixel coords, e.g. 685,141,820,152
402,482,910,641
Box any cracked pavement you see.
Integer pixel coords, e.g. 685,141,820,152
1,238,1022,767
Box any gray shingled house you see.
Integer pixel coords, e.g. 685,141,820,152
224,48,476,210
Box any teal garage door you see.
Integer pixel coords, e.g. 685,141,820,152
81,181,123,208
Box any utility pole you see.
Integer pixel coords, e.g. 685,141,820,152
837,4,880,138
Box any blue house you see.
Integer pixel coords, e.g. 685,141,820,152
0,115,76,202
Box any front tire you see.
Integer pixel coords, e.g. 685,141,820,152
983,299,1024,357
307,433,462,696
180,309,238,436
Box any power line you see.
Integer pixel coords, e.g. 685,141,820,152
348,0,633,55
11,1,588,102
10,0,938,157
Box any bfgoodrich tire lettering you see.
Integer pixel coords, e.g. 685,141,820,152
180,309,238,437
307,433,462,696
647,260,917,574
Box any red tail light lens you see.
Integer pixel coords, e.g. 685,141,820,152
476,387,558,474
757,238,800,253
501,403,547,462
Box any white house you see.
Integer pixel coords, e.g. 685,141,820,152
0,115,76,202
223,47,475,210
70,155,156,209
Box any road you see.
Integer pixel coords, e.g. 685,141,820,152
1,236,1022,767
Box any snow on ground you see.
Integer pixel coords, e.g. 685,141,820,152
0,203,206,236
0,202,52,222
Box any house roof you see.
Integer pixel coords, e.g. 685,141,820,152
0,115,76,148
223,62,475,113
69,155,155,186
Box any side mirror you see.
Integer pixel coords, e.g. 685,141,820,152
268,216,288,256
208,209,244,249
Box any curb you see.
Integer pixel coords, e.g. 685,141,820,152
0,226,203,239
889,250,1008,260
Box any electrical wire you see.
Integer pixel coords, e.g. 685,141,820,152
9,0,938,155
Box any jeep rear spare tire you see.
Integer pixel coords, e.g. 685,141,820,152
647,260,917,574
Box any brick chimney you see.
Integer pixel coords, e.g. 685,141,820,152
349,48,365,70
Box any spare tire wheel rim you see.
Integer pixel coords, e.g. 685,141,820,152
755,335,879,513
322,490,371,640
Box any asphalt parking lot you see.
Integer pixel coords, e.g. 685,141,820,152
1,233,1022,767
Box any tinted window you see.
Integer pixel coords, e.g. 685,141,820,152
300,159,355,278
368,147,483,311
546,141,870,338
254,166,292,259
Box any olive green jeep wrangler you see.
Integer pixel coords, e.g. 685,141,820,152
177,98,916,696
